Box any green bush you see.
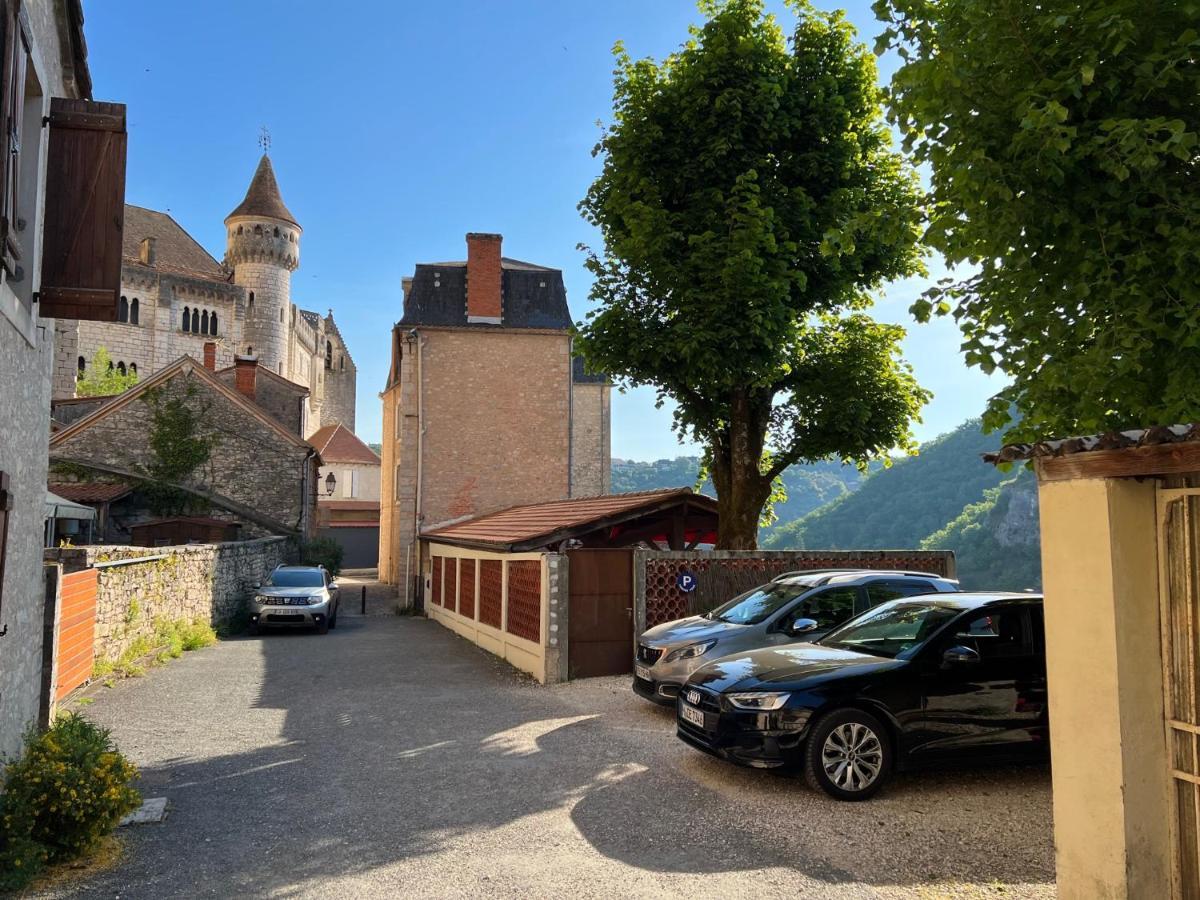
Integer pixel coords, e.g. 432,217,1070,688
0,714,140,890
300,538,343,575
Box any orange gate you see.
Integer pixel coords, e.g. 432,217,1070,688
55,568,98,700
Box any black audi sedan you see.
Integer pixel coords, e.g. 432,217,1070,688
676,592,1047,800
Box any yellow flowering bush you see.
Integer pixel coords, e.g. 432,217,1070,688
0,714,140,890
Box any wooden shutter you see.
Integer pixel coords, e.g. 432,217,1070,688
39,98,126,321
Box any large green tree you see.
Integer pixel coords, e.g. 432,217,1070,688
876,0,1200,440
577,0,929,548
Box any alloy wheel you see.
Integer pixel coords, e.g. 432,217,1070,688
820,721,883,792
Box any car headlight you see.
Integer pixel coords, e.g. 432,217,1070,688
308,595,324,605
726,692,791,711
664,639,717,663
255,594,273,605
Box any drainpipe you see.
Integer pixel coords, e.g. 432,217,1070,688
567,337,574,498
412,330,425,605
301,447,316,539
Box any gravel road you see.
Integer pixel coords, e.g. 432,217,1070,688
46,601,1055,899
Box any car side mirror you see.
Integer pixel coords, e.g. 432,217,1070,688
789,617,820,636
252,582,262,590
329,581,339,591
943,645,980,665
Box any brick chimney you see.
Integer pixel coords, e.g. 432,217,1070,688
233,355,257,401
202,341,217,370
466,232,502,322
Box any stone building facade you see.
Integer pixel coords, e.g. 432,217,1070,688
52,156,357,439
0,0,98,759
378,234,611,600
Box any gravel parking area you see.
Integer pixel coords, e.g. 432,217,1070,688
49,607,1055,898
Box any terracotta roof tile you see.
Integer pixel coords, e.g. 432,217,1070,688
984,423,1200,465
424,488,717,551
48,482,132,503
309,423,380,464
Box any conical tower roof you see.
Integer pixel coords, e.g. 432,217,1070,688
225,154,299,228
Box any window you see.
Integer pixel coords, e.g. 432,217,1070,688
116,361,125,376
248,290,254,312
273,226,279,237
781,586,860,631
822,602,960,659
191,310,200,334
106,359,113,372
254,224,262,236
325,340,332,370
200,310,209,334
129,362,137,374
209,312,218,335
118,295,128,322
951,609,1033,660
77,355,85,377
339,355,344,372
866,579,937,606
280,308,284,323
182,306,190,332
247,345,253,355
130,297,139,325
707,582,811,625
237,225,243,235
1,7,31,284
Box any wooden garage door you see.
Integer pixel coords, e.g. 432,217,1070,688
55,568,98,700
567,549,634,678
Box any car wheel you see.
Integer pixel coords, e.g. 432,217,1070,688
329,605,338,630
804,708,892,801
316,617,330,635
247,622,260,637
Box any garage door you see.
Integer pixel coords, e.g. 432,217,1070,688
319,526,379,569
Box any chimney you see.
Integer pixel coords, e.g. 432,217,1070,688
234,355,257,401
466,232,502,323
202,341,217,371
401,276,413,302
139,236,156,266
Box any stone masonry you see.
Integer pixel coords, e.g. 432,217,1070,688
570,381,611,497
49,537,292,665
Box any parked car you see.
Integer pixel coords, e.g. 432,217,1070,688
249,565,341,635
634,570,960,704
675,592,1047,800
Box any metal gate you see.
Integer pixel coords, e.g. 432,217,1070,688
1158,487,1200,897
55,568,98,701
567,549,634,679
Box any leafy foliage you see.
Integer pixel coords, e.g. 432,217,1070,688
576,0,928,547
876,0,1200,440
0,715,140,890
301,537,344,575
140,385,214,516
764,419,1009,551
921,471,1042,591
75,347,138,398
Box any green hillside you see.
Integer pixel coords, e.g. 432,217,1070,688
611,456,866,524
762,419,1009,551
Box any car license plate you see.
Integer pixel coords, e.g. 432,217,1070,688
635,664,651,681
680,703,705,728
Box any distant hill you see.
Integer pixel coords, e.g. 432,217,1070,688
762,419,1009,551
611,456,866,524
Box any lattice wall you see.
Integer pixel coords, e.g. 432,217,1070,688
431,556,443,606
643,551,956,628
459,558,476,620
479,559,503,628
445,557,458,614
506,559,541,643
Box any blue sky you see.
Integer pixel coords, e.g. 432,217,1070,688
84,1,1000,460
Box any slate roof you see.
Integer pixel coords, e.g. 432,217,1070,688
983,424,1200,465
423,488,717,552
48,482,132,504
225,154,299,227
572,355,609,384
308,423,380,465
299,309,322,329
123,205,231,282
399,258,572,330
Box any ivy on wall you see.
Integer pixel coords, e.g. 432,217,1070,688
140,385,214,516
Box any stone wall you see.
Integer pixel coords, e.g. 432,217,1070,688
214,366,305,435
570,382,610,497
49,537,293,664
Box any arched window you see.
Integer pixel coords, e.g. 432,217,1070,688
209,312,218,335
191,310,200,334
238,225,244,235
130,298,139,325
325,341,332,370
248,291,254,312
254,224,263,236
107,360,114,372
339,355,344,372
118,295,128,322
280,308,285,323
77,356,85,378
182,306,190,332
201,310,209,334
129,363,137,374
273,226,280,237
247,345,253,355
116,361,126,376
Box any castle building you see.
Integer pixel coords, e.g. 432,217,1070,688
378,233,611,600
52,155,356,437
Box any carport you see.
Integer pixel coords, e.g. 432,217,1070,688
420,488,719,683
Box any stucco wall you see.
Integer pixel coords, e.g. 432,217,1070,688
318,461,380,501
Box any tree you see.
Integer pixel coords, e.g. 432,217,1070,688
876,0,1200,441
76,347,138,397
576,0,929,548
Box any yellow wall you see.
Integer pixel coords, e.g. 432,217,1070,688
1038,477,1170,899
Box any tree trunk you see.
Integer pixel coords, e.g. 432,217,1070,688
709,389,773,550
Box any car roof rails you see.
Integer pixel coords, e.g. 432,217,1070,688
771,568,945,583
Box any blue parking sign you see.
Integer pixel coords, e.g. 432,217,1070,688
676,570,697,593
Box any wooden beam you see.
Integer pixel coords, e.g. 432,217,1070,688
1036,442,1200,483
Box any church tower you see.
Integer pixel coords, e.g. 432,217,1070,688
224,154,300,376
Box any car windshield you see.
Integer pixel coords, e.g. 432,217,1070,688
267,570,323,587
818,601,960,659
707,582,811,625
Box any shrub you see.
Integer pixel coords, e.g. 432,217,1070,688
300,537,343,575
178,619,217,651
0,714,140,890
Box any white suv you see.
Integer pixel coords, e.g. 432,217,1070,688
249,565,341,635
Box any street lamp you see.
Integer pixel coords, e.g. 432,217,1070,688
325,472,336,497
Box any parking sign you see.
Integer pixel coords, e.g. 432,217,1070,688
676,570,697,593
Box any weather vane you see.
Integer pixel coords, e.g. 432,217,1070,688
258,126,271,153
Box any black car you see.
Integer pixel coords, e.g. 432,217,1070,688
675,592,1047,800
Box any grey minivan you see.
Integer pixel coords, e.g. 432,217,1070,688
633,570,960,704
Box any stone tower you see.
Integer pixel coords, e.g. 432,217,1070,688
224,155,300,376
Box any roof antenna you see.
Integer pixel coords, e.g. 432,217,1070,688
258,125,271,154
